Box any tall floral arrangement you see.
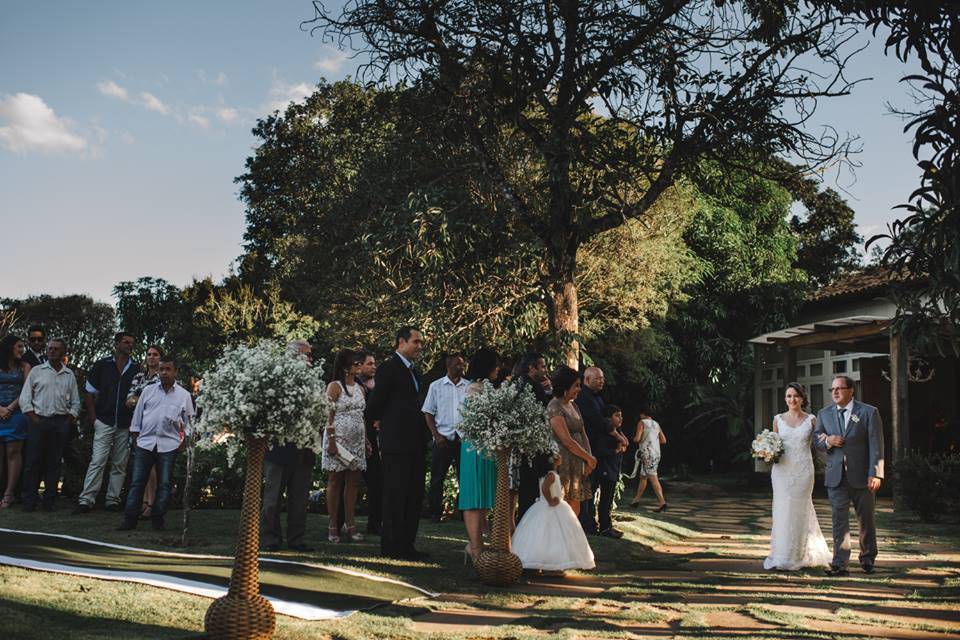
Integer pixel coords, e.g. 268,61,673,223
196,340,331,464
458,380,557,458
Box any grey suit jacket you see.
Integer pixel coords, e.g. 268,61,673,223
813,399,885,489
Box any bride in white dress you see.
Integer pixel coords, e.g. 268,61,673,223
764,382,833,570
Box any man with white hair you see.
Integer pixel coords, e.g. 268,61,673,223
260,340,317,552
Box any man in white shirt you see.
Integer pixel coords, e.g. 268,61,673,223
19,338,80,511
422,353,469,522
119,356,194,531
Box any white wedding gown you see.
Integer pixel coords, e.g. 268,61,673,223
512,472,595,571
763,414,832,570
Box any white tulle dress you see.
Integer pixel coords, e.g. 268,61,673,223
512,472,595,571
763,414,832,570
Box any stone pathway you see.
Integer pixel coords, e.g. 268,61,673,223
412,484,960,638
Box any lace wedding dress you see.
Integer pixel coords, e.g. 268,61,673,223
763,414,832,570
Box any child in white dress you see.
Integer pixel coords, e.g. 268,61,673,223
512,470,595,571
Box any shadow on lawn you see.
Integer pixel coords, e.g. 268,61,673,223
0,598,202,640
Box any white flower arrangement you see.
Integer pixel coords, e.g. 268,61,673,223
457,380,559,459
195,340,331,465
751,429,785,464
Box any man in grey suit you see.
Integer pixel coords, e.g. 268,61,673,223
813,375,884,576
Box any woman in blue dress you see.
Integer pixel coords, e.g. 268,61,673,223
459,349,500,564
0,334,32,508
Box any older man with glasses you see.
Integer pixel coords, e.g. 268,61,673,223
814,375,884,577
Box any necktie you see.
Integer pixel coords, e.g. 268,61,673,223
409,365,419,392
838,408,846,434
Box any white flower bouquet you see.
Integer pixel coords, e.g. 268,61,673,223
458,380,558,459
751,429,785,464
196,340,331,465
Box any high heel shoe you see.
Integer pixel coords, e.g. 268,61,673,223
629,500,640,508
342,524,364,542
656,502,668,512
328,526,341,543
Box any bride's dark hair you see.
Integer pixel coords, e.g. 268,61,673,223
785,382,808,409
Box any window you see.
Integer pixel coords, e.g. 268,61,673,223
797,365,806,378
810,384,824,413
852,358,860,372
761,369,773,382
776,367,783,380
810,363,823,377
762,388,774,429
833,360,847,374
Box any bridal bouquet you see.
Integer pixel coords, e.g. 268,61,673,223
196,340,331,465
751,429,785,464
458,380,558,459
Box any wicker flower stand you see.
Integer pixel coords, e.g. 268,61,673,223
475,448,523,586
204,436,276,639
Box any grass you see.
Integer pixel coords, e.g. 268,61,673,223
2,476,959,639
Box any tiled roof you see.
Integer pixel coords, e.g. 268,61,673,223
807,268,917,303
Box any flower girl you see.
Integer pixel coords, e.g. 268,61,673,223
512,468,595,571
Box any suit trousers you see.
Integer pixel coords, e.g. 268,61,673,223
78,419,130,507
364,439,383,534
380,451,426,557
828,474,878,568
261,455,313,548
428,435,460,519
22,415,71,508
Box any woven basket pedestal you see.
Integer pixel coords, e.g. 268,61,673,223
475,448,523,586
204,436,276,639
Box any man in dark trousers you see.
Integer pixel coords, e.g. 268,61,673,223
577,366,628,538
515,353,552,521
366,326,429,559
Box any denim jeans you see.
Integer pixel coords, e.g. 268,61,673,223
124,445,178,522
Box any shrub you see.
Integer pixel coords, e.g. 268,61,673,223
896,450,960,522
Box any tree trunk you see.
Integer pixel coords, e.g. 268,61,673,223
551,278,580,369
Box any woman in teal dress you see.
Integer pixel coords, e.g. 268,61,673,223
459,349,500,563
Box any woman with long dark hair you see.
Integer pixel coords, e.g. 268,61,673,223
0,335,32,508
323,349,370,542
459,348,500,564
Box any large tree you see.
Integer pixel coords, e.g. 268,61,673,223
306,1,860,363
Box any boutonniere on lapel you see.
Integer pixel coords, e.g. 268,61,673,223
850,414,860,424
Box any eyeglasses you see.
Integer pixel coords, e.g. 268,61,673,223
829,386,850,392
28,337,45,342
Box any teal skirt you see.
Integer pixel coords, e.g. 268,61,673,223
458,438,496,510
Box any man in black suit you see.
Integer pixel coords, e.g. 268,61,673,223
515,353,552,521
366,326,429,559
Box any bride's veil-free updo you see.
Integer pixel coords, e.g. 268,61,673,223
785,382,808,409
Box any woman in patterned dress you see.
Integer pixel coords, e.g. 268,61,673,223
629,408,667,511
323,349,371,542
546,366,596,516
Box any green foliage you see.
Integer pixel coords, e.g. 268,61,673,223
897,450,960,522
112,277,187,358
0,294,116,372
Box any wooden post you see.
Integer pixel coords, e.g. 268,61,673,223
784,346,797,385
889,331,910,509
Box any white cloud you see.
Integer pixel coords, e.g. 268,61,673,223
140,91,169,114
120,131,135,145
214,72,228,86
188,113,210,128
314,50,348,74
216,107,239,123
264,78,313,114
0,93,87,154
98,80,129,100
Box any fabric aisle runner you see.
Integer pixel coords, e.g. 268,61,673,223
0,528,431,620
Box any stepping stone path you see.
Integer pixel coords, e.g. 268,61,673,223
412,483,960,638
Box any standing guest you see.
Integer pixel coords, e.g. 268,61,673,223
547,366,596,516
323,350,370,543
422,353,469,523
0,335,32,508
515,353,552,523
366,326,429,559
458,350,499,563
125,344,163,519
629,408,667,511
261,340,317,552
577,367,628,538
119,356,194,531
358,351,383,535
74,332,140,514
19,338,80,512
21,325,47,368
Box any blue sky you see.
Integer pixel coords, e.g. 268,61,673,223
1,2,924,303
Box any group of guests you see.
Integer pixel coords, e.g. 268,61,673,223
0,327,194,531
